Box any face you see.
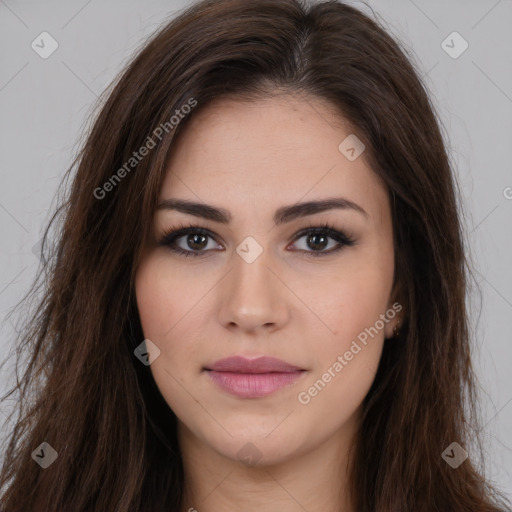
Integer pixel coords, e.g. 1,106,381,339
135,94,400,466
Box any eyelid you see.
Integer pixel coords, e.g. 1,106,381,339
157,221,355,257
158,224,222,256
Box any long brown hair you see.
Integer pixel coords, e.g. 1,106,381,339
0,0,509,510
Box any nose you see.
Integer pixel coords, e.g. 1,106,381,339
216,246,290,335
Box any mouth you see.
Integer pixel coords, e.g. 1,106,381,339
203,356,306,398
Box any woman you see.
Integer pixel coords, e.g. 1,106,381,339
0,0,509,510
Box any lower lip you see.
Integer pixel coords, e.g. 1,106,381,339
206,370,305,398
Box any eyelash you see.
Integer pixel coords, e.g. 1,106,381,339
157,221,356,258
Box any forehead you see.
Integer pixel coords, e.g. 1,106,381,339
161,94,389,226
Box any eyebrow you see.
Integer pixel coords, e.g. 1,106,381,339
156,197,368,225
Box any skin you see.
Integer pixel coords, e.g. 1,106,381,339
135,93,402,512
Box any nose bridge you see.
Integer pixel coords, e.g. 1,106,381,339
230,241,277,305
217,240,288,331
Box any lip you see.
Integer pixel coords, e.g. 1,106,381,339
204,356,306,398
205,356,304,373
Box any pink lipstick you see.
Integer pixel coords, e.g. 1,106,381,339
204,356,305,398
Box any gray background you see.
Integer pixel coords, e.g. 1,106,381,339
0,0,511,499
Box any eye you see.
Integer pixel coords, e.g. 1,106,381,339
158,223,222,258
288,223,355,257
158,222,355,258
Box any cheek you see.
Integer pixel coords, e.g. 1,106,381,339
297,252,393,387
299,256,393,337
134,254,212,384
135,254,209,340
294,266,391,421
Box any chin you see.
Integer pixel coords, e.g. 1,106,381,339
199,423,311,467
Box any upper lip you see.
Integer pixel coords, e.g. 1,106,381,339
205,356,304,373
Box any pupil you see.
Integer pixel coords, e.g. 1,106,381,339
188,233,207,249
308,233,327,250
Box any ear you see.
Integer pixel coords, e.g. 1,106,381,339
384,277,405,339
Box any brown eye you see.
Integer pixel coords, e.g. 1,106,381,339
305,233,329,251
185,233,209,250
159,226,223,258
290,226,355,257
159,224,355,259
